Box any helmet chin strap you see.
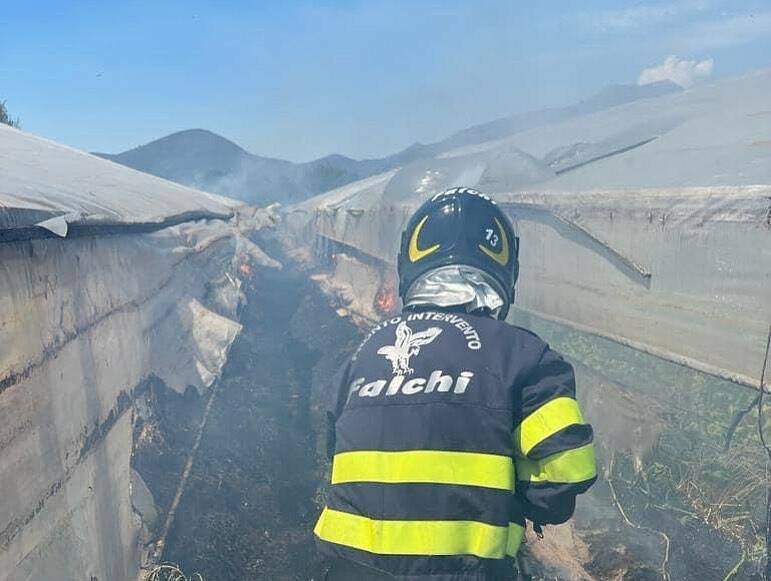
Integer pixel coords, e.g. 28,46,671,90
496,287,515,321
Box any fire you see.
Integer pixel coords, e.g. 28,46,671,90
239,263,252,278
376,290,397,314
374,271,398,316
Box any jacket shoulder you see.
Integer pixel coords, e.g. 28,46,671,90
476,317,549,350
506,324,550,348
482,321,556,385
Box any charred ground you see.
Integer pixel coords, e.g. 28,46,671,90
132,240,361,580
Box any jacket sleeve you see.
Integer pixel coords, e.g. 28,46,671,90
514,346,597,525
324,361,351,460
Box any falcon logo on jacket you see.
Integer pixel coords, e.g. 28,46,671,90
377,321,442,376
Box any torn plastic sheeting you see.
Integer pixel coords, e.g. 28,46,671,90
232,202,282,235
209,273,245,320
234,234,283,270
34,212,79,237
130,468,159,532
151,299,242,395
0,218,243,387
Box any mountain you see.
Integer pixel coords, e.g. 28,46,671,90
97,129,390,205
97,130,297,203
96,81,682,205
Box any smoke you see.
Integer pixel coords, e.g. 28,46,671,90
638,55,714,88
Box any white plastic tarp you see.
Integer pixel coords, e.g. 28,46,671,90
304,180,771,389
0,123,236,237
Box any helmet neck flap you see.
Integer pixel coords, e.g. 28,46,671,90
404,264,505,319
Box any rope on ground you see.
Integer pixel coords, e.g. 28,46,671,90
756,326,771,580
607,451,671,581
725,393,761,451
142,377,224,577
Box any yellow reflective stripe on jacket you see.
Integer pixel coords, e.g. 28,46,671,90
315,507,525,558
514,397,584,457
506,522,525,556
332,450,515,491
516,443,596,484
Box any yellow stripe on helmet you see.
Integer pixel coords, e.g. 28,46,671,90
478,217,510,266
408,215,441,262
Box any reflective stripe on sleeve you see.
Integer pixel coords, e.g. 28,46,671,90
514,397,585,457
314,507,523,559
331,450,515,491
506,522,525,556
515,443,597,484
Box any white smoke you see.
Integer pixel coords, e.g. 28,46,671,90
638,55,714,88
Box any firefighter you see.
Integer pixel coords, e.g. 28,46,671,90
314,187,597,580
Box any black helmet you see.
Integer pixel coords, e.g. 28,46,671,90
397,187,519,318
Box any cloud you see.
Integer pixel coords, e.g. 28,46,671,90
638,55,714,88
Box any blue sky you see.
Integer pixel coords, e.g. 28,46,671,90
2,0,771,161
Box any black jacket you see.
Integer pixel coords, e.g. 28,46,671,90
315,308,596,580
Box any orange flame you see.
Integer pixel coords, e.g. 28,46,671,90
374,271,398,316
239,263,252,278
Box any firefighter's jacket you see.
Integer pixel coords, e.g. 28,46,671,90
315,308,597,580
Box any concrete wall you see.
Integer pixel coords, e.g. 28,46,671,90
0,218,273,580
